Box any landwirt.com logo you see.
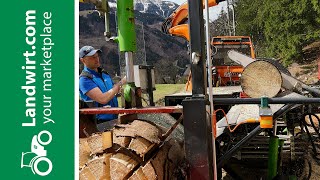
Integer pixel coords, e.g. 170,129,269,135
20,130,53,176
20,9,55,176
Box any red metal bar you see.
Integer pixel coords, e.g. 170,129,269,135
79,106,183,115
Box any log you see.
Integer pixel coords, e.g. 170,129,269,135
150,142,170,180
113,135,131,148
128,137,152,157
114,120,161,144
110,153,139,180
229,51,320,96
79,166,95,180
127,167,148,180
141,162,157,179
79,119,185,180
86,131,113,154
241,60,282,98
127,162,157,180
79,154,112,180
79,138,91,168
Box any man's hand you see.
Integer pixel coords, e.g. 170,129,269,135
115,76,127,94
120,76,127,85
85,76,127,104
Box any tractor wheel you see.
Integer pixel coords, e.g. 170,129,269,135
79,119,185,180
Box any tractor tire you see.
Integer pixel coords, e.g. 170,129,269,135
79,119,185,180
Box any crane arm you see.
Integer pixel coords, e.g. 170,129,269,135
162,0,223,40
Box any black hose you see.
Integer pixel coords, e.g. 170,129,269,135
301,113,320,161
302,84,320,98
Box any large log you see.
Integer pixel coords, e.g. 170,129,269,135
229,50,320,97
241,60,283,98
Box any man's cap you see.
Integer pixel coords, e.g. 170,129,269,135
79,46,101,58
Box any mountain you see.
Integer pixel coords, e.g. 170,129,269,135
79,0,178,18
134,0,179,18
107,0,179,18
79,1,189,84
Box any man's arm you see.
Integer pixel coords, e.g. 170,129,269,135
84,76,126,105
86,84,120,105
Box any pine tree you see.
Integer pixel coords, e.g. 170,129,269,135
235,0,320,65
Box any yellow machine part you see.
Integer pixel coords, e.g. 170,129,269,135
259,116,273,128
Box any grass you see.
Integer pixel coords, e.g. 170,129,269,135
153,84,186,104
118,84,186,106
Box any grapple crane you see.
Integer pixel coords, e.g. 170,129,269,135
162,0,256,92
162,0,223,41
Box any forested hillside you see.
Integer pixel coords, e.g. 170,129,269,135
233,0,320,66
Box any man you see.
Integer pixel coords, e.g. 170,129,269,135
79,45,126,131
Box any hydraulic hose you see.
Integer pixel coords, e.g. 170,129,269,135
301,113,320,160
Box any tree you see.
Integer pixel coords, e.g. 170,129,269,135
234,0,265,56
209,10,230,36
235,0,320,65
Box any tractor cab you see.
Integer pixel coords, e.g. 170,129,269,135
211,36,255,86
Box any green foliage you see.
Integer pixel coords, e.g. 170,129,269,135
235,0,320,65
235,0,264,39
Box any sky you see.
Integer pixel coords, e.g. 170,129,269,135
166,0,228,21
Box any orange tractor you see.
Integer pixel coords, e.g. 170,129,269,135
185,36,255,91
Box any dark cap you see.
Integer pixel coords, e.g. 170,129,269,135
79,46,101,58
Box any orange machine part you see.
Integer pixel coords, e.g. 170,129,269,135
211,36,256,59
259,116,273,128
215,66,243,86
170,0,219,27
169,24,189,41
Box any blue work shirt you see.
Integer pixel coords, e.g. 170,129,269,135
79,66,118,121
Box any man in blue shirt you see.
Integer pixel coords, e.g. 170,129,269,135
79,45,126,131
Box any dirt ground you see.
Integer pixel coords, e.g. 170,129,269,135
288,41,320,85
288,60,319,85
304,153,320,180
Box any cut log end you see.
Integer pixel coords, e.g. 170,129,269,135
241,60,283,98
